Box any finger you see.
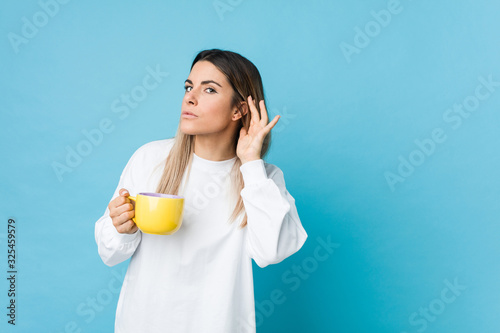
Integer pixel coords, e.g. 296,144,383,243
122,210,135,223
117,220,136,234
259,100,268,124
115,202,134,216
264,115,280,133
124,220,137,233
119,188,129,196
247,96,260,122
114,210,135,227
129,224,139,234
111,195,130,210
109,196,126,212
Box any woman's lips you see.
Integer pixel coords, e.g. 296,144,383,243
182,111,198,119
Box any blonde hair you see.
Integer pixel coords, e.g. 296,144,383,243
155,49,272,228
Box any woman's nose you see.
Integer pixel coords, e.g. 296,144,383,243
184,89,197,105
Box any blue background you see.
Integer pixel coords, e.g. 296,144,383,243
1,0,499,332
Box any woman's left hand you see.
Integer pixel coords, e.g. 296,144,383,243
237,96,280,164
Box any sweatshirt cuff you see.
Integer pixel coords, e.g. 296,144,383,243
240,159,268,186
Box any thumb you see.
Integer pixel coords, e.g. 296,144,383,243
240,127,247,137
119,188,129,196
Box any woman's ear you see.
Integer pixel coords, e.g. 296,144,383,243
232,101,248,121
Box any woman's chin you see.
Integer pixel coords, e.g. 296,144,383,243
179,126,198,136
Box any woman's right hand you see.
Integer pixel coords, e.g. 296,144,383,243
108,188,138,234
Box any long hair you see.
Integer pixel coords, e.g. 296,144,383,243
155,49,272,228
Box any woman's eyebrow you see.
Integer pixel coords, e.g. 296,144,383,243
184,79,222,88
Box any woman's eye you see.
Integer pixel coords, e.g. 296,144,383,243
184,86,216,94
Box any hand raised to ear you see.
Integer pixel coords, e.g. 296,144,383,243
236,96,280,165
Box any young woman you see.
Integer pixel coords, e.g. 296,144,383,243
95,49,307,333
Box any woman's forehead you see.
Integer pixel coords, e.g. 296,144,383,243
189,61,228,84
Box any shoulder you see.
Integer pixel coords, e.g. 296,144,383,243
128,138,176,164
135,138,175,154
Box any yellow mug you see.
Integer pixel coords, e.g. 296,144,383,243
127,193,184,235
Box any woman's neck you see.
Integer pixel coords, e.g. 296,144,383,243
193,134,237,161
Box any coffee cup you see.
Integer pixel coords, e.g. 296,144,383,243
127,193,184,235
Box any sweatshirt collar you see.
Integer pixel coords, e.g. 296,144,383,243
192,152,237,172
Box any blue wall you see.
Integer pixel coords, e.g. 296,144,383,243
1,0,499,332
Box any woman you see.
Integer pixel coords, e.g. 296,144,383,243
95,49,307,332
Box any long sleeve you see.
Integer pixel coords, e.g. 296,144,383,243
95,149,142,267
240,159,307,268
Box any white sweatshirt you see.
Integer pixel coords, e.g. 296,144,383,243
94,138,307,333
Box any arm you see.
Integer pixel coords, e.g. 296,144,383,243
240,159,307,268
95,150,142,267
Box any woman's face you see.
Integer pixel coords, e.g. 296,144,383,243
180,60,240,136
